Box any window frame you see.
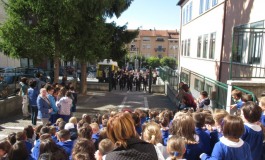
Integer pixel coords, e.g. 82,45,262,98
197,36,202,57
203,34,208,58
205,0,210,11
194,78,203,92
199,0,204,14
209,32,216,59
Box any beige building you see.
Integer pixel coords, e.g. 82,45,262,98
0,1,20,68
128,30,179,60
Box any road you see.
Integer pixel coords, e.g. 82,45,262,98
0,86,176,140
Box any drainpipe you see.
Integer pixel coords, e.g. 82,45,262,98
218,0,227,82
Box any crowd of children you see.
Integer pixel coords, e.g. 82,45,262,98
0,94,264,160
1,78,265,160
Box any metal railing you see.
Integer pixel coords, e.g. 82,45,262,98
158,66,179,88
230,23,265,79
181,67,257,109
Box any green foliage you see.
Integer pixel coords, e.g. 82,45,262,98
146,56,160,68
160,57,177,69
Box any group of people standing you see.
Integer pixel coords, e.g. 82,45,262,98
19,75,77,126
109,69,158,92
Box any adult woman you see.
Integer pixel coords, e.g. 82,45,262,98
28,80,39,125
20,77,30,119
106,112,158,160
37,88,52,126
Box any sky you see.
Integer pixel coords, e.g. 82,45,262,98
106,0,181,30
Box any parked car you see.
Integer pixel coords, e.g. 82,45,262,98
24,68,49,82
0,67,24,76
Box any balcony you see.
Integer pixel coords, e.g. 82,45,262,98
130,47,138,52
156,38,165,42
154,48,166,52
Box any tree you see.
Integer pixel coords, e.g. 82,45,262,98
0,0,137,94
146,56,160,68
60,1,137,94
160,57,177,69
0,0,75,83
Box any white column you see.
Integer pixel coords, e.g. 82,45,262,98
226,80,233,114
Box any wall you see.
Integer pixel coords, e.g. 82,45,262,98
180,1,225,80
228,80,265,100
87,82,109,91
0,2,21,68
221,0,265,82
0,96,22,119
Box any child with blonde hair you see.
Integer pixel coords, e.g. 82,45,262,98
90,122,100,150
166,136,186,160
213,109,229,137
142,121,168,159
170,114,203,159
95,138,114,160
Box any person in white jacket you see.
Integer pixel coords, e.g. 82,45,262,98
57,91,73,122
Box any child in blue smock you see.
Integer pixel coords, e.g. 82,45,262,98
241,102,263,160
200,115,252,160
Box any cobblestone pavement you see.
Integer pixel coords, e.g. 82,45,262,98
0,87,176,140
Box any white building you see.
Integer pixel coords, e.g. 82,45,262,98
0,1,20,68
178,0,265,107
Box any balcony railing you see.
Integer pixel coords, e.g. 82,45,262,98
154,48,166,52
130,48,138,52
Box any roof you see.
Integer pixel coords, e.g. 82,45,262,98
139,30,178,37
177,0,185,6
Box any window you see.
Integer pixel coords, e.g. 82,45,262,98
181,72,189,84
232,21,264,64
183,9,186,24
248,21,263,64
205,84,213,98
205,0,210,11
143,37,150,42
184,40,187,56
181,40,184,56
232,29,245,63
199,0,204,14
203,34,208,58
157,45,163,52
212,0,218,6
209,33,216,59
197,36,202,57
195,79,203,91
189,2,192,21
142,44,151,49
187,39,191,56
186,5,189,24
156,37,164,41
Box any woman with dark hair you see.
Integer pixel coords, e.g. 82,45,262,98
38,138,68,160
105,112,158,160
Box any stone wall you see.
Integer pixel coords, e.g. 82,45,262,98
0,96,22,119
227,80,265,100
87,82,109,91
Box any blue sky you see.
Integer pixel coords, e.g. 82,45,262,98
106,0,181,30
